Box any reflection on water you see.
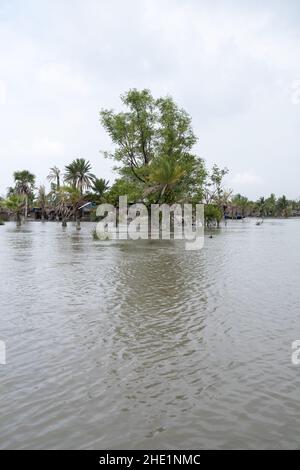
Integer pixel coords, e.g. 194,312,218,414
0,219,300,449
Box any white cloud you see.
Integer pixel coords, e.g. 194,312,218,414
0,0,300,199
291,79,300,105
0,80,7,105
231,171,262,186
32,138,65,157
37,63,89,96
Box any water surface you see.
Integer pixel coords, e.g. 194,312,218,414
0,219,300,449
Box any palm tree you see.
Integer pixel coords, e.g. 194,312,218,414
37,185,48,220
276,195,291,218
68,187,84,230
214,188,232,225
256,197,266,218
55,186,73,227
54,186,84,229
13,170,35,218
6,186,15,197
64,159,95,194
231,194,249,218
91,178,110,201
265,193,277,217
2,194,25,226
47,166,61,190
148,156,185,203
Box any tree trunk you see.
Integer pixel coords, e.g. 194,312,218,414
155,184,168,204
25,195,28,219
16,213,21,227
76,210,81,230
62,217,67,227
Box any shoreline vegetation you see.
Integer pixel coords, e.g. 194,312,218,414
0,89,298,230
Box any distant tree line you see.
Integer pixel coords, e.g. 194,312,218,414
229,193,296,219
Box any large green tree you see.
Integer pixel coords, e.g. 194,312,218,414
100,89,206,203
106,178,143,206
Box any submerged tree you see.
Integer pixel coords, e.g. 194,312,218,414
203,165,230,225
13,170,35,219
36,185,48,220
55,186,72,227
204,204,222,228
68,187,85,230
264,193,277,217
1,194,25,226
276,195,291,218
204,165,229,205
54,186,85,229
256,197,266,218
231,194,249,218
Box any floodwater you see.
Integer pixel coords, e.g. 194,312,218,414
0,219,300,449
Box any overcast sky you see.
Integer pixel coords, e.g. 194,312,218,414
0,0,300,199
